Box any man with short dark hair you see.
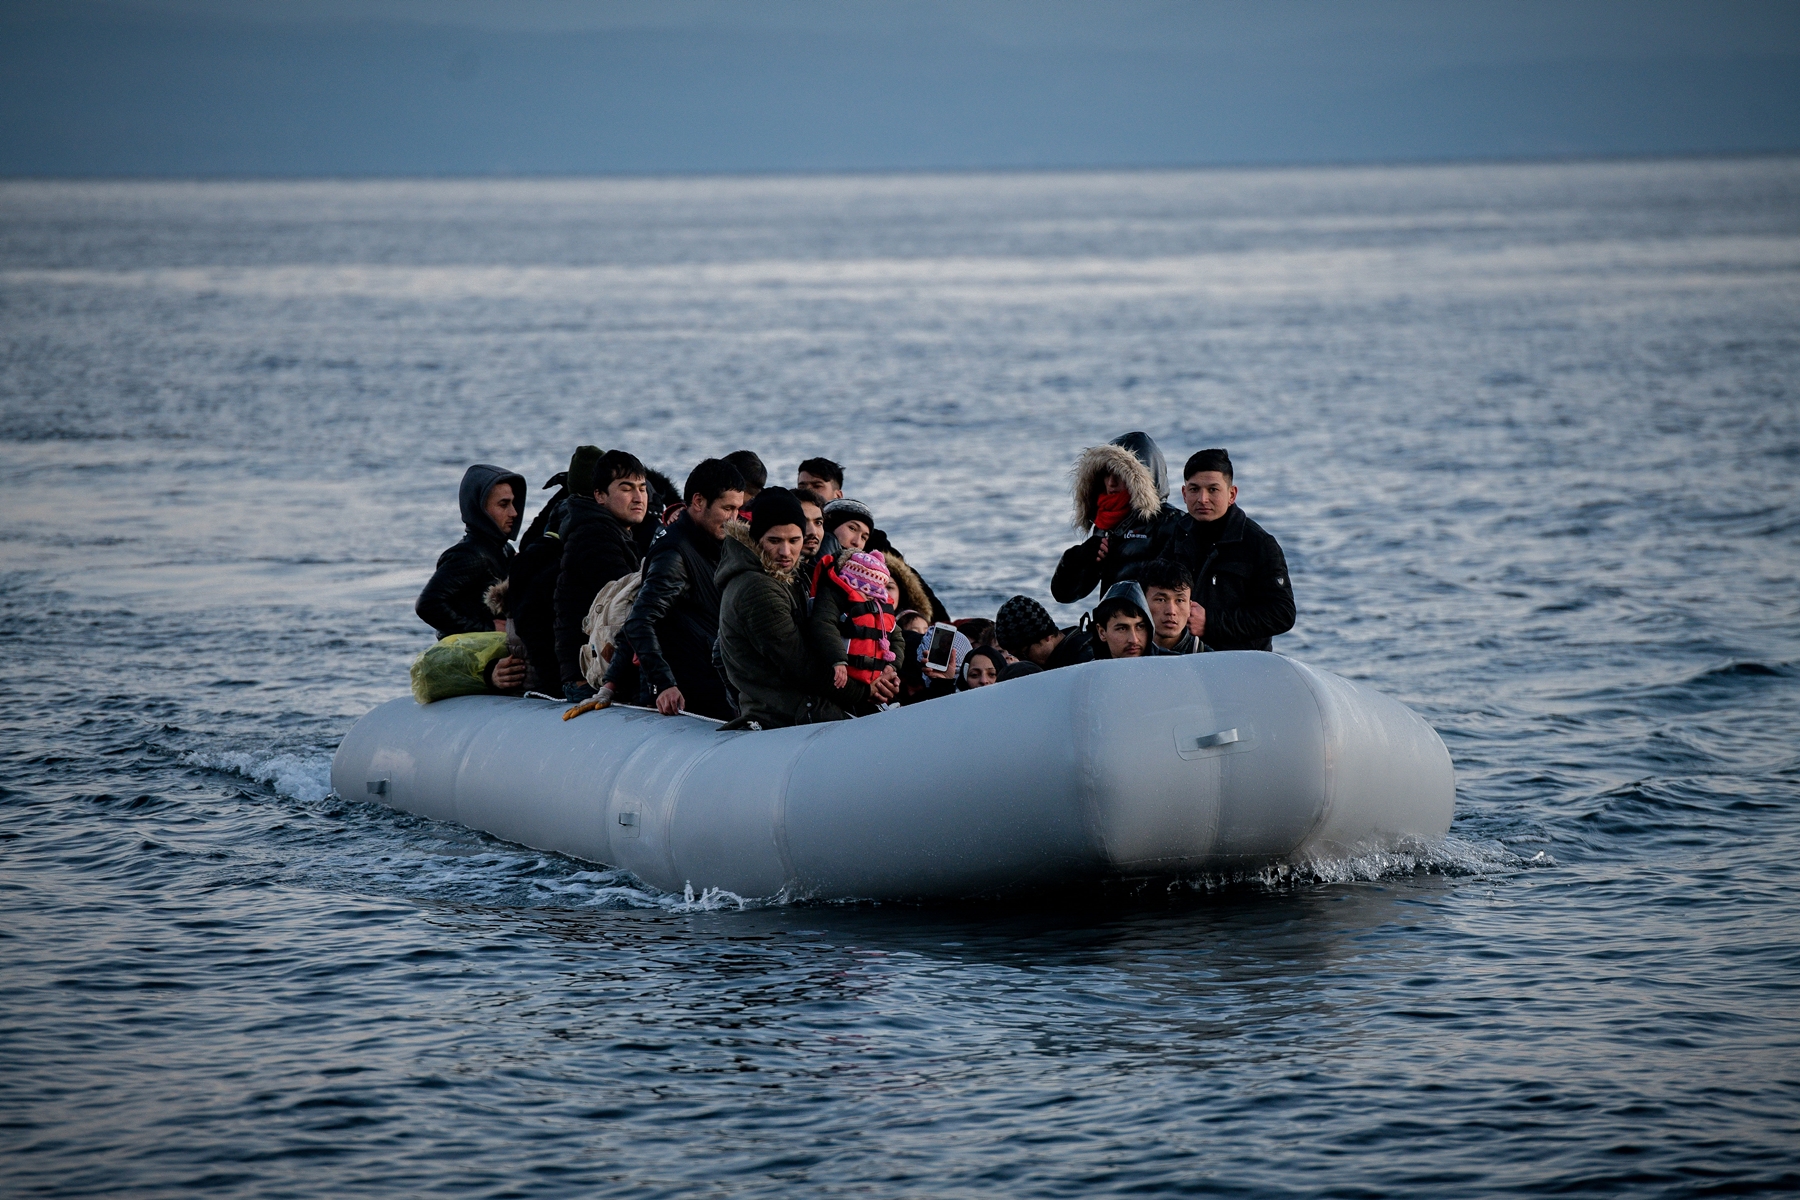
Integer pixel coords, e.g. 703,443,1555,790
1159,448,1294,652
1090,581,1152,660
601,457,747,718
723,450,767,503
554,447,650,700
1138,558,1205,655
793,487,827,561
796,457,844,500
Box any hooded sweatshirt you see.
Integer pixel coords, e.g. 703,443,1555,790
415,464,526,639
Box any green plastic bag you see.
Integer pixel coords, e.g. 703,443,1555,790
410,631,510,704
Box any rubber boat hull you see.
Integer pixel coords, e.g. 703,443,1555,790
331,652,1454,900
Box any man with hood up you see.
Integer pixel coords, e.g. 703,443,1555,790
416,463,527,640
1051,432,1183,604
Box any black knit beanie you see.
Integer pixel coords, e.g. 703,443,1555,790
748,486,807,541
568,445,604,497
995,595,1059,656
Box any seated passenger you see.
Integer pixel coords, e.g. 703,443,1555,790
1089,581,1153,660
954,617,1007,659
416,463,527,690
717,488,899,728
497,466,574,695
1051,432,1182,604
897,621,969,705
1158,448,1296,652
723,450,767,505
416,463,526,638
808,500,903,705
1138,558,1207,655
793,487,827,565
554,448,650,701
597,457,746,719
795,456,844,500
958,645,1004,689
819,499,942,623
809,482,948,624
994,594,1089,670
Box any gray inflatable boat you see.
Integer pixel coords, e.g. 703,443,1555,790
331,652,1454,900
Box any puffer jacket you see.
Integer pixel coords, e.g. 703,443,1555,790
415,463,525,639
1159,504,1295,652
552,495,642,687
716,523,865,729
1051,434,1182,604
610,509,732,719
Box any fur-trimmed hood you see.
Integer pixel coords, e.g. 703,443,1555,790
483,577,509,617
1071,441,1163,532
720,517,799,586
880,548,936,621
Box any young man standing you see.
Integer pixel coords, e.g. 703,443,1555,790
1138,559,1206,655
796,457,844,501
1159,448,1295,652
554,448,651,701
602,458,746,719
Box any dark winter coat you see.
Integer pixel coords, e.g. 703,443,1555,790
1051,438,1182,604
1158,504,1295,652
716,523,862,729
504,533,564,694
552,496,643,687
415,464,526,639
1044,625,1094,669
612,509,732,720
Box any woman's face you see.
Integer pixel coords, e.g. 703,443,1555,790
965,656,999,688
836,519,871,551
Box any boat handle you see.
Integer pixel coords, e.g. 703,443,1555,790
1189,729,1239,751
618,812,638,827
366,779,389,795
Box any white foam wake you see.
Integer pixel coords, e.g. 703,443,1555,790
181,749,334,803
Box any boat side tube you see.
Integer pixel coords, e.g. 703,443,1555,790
331,652,1454,899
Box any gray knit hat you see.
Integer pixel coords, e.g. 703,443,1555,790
821,497,876,534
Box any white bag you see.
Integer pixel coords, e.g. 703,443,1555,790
579,568,643,688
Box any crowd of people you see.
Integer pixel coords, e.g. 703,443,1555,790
414,434,1296,730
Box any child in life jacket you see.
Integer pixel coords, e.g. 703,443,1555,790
809,499,903,694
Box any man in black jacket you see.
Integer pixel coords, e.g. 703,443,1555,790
554,448,650,701
1158,448,1295,652
603,457,746,719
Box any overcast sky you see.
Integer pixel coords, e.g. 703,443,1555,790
4,0,1798,175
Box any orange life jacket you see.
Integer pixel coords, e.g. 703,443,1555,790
810,554,897,685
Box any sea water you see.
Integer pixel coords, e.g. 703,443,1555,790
2,160,1798,1196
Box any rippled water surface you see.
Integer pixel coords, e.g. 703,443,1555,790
3,160,1799,1197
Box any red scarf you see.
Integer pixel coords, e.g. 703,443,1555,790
1093,490,1132,532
